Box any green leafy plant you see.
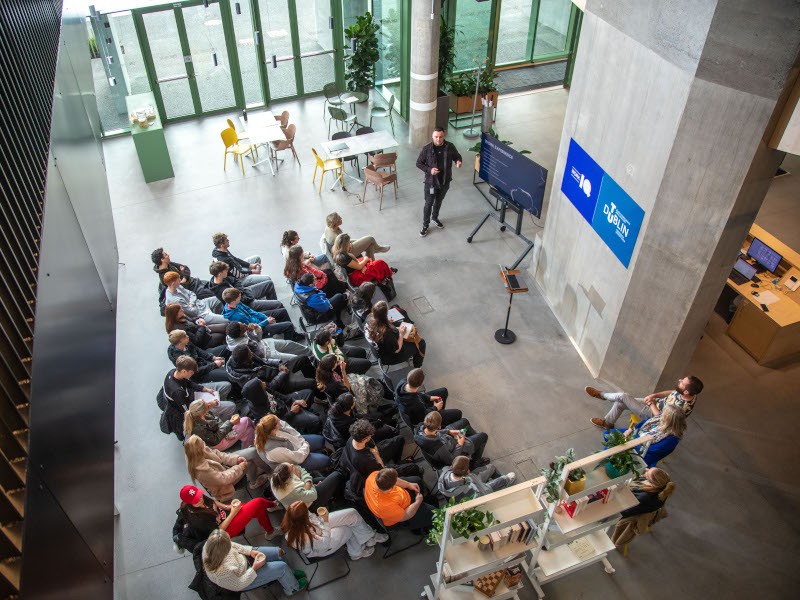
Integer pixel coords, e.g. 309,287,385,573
426,496,497,546
602,430,642,477
468,128,531,154
438,17,458,92
539,461,564,505
88,35,100,59
558,448,585,482
448,73,476,97
344,12,380,92
477,62,497,94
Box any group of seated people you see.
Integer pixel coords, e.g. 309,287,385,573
157,223,696,596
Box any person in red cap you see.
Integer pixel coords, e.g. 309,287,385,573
178,484,281,541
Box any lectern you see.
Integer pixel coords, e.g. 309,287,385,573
496,267,528,344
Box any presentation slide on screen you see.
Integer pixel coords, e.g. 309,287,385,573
479,133,547,218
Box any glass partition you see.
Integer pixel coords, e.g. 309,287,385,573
374,0,403,107
231,0,264,106
495,0,534,66
183,3,236,112
296,0,336,94
532,0,572,57
453,0,492,72
257,0,298,99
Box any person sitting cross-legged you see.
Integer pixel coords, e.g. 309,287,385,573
394,368,461,428
208,260,278,307
164,271,227,325
202,529,305,595
438,456,516,502
226,321,308,363
226,345,317,397
414,411,489,470
323,212,390,260
293,273,348,328
364,468,434,533
222,287,305,342
270,463,344,512
312,329,371,375
282,500,387,561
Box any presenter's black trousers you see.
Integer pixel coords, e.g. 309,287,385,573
422,184,449,229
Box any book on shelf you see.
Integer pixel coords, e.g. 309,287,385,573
518,521,529,543
505,565,523,587
490,530,503,549
567,537,597,561
525,519,538,545
562,489,609,518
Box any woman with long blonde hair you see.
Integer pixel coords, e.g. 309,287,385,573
332,232,396,286
621,467,676,517
323,212,390,259
202,528,304,594
281,500,386,561
183,399,255,450
617,404,687,467
254,415,330,472
184,435,267,500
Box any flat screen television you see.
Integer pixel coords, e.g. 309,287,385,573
747,237,782,273
478,133,547,218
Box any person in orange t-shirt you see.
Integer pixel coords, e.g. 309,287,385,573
364,468,434,532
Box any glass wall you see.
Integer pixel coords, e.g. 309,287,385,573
257,0,298,99
453,0,492,72
532,0,572,57
231,0,264,107
183,3,236,112
495,0,534,66
296,0,336,94
373,0,404,111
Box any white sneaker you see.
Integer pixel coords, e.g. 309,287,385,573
350,545,376,560
370,532,389,545
173,543,185,555
265,526,283,540
505,472,517,484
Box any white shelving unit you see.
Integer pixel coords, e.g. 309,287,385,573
423,437,653,600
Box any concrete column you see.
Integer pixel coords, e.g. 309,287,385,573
409,0,440,147
533,0,800,391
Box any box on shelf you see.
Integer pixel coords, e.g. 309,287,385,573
504,565,523,587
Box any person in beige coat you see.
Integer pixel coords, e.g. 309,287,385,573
184,435,268,501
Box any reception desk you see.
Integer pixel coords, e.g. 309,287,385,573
726,224,800,364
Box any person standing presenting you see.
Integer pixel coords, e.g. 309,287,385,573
416,127,462,237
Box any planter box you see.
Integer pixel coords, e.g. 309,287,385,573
450,91,499,115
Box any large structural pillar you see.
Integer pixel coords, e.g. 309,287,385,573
409,0,441,147
534,0,800,392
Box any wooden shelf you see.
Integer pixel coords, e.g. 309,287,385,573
543,515,620,550
552,487,637,534
428,560,528,600
445,538,535,582
535,531,616,579
450,486,543,545
562,457,645,504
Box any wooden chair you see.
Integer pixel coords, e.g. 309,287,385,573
221,127,255,175
369,151,397,174
269,123,299,172
370,95,395,134
274,110,289,129
328,106,356,137
362,165,397,210
311,147,344,193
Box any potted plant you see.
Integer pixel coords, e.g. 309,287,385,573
448,61,499,115
560,449,587,495
539,461,564,506
344,12,380,92
602,430,643,478
426,496,497,546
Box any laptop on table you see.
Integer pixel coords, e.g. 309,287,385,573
729,257,757,285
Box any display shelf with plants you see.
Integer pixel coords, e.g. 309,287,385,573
427,561,530,600
534,530,617,581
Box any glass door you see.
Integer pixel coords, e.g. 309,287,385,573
295,0,336,95
135,0,238,122
531,0,573,59
255,0,298,100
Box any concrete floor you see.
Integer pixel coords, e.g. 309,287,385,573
108,89,799,600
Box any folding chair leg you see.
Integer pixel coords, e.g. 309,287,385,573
379,186,384,211
361,177,368,203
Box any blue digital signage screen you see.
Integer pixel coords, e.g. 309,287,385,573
479,133,548,218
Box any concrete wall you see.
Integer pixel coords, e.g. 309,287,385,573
534,0,800,391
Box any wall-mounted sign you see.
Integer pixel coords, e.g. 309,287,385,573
561,138,645,268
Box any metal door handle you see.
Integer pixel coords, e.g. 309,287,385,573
157,74,190,83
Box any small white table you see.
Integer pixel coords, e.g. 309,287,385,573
319,130,399,190
239,111,285,175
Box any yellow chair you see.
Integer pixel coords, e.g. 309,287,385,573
221,128,255,175
225,118,257,160
311,148,343,193
629,414,641,428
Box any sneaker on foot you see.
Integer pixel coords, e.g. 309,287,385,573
505,472,517,484
350,545,376,560
173,542,185,555
265,526,283,540
591,417,613,429
372,533,389,544
432,218,444,228
419,227,428,237
376,245,391,253
585,386,603,399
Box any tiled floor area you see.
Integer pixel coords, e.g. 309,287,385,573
108,89,799,599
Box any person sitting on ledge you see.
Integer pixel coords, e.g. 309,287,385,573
208,260,278,306
293,273,347,328
438,456,516,502
603,404,687,467
413,411,489,470
164,271,227,325
165,303,227,350
587,375,703,430
364,468,434,532
332,232,396,286
323,211,390,259
280,230,330,268
151,247,209,294
394,368,461,428
222,288,305,342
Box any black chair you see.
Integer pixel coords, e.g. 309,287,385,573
293,545,351,590
374,515,425,559
355,126,382,159
331,131,359,173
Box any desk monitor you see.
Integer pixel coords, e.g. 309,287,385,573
747,237,782,273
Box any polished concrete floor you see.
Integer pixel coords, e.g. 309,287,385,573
108,90,799,599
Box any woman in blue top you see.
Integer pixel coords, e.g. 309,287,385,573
609,405,686,467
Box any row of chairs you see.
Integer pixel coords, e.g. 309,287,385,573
323,82,396,135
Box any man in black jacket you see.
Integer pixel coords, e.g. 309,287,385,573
211,232,273,288
164,356,235,417
225,345,316,395
151,248,209,293
413,411,489,470
415,127,462,237
394,368,462,427
208,260,278,305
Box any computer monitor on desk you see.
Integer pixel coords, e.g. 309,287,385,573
748,237,782,273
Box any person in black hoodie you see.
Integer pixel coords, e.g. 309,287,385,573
168,330,229,384
394,368,461,428
241,378,321,434
152,247,210,294
413,411,489,470
208,260,278,305
211,232,274,288
225,345,316,396
323,394,397,449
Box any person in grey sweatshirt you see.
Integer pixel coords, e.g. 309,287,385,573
437,456,516,502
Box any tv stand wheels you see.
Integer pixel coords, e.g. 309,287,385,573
466,236,473,243
500,225,506,232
